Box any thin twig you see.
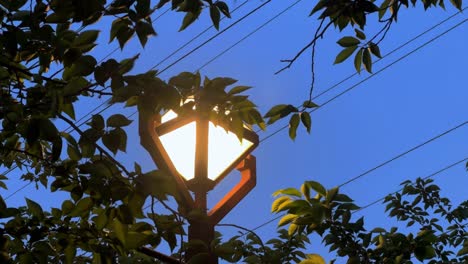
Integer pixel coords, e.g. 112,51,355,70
138,247,184,264
308,18,326,101
275,18,336,75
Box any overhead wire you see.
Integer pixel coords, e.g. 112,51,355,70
149,0,273,74
151,0,250,71
355,157,468,213
244,156,468,235
146,17,468,222
51,0,271,138
226,16,468,234
259,18,467,143
2,4,465,219
0,4,173,198
196,0,303,72
0,0,272,200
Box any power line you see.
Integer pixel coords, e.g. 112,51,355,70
54,0,270,140
355,157,468,213
197,0,303,72
0,5,173,198
231,17,468,234
259,18,467,143
151,0,250,71
306,6,467,107
0,1,272,201
245,156,468,234
150,0,273,75
337,122,467,188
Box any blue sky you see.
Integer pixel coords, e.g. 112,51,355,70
2,0,467,262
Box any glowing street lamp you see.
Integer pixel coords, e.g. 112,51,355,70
139,103,259,263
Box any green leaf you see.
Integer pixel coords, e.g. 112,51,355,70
89,115,105,130
304,181,327,197
273,188,302,197
369,43,382,58
117,56,139,76
63,55,97,80
63,77,89,96
354,49,363,73
326,187,339,203
449,0,462,10
94,212,108,229
135,21,157,47
300,254,326,264
363,48,372,73
61,200,74,214
107,114,132,127
337,36,360,47
371,227,386,233
102,128,127,154
179,10,200,31
215,1,231,18
457,246,468,256
278,214,297,227
113,219,127,246
73,30,100,49
69,197,93,217
228,85,252,95
334,46,358,64
126,231,151,249
288,223,298,236
302,100,318,108
355,29,366,40
289,113,300,140
271,196,292,212
210,5,221,30
26,198,44,219
301,112,312,133
333,193,353,202
264,104,297,118
64,245,76,264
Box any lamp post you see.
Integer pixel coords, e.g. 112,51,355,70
139,104,259,263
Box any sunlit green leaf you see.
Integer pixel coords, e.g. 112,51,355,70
334,46,358,64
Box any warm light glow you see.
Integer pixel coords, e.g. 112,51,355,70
159,111,254,181
159,121,196,179
207,123,253,179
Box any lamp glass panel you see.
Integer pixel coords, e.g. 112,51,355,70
207,123,253,180
159,110,254,181
159,121,196,180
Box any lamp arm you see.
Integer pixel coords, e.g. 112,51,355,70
138,112,194,210
208,155,257,225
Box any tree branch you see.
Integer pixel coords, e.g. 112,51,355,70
308,18,326,101
275,18,336,75
138,247,184,264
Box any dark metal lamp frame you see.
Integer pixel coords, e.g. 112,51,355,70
139,111,259,263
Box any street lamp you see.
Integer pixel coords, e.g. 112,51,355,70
139,103,259,263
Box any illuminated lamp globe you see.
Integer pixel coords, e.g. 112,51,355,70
155,110,258,184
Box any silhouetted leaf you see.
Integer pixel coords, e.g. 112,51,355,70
26,198,44,220
369,43,382,58
337,36,360,47
107,114,132,127
210,5,221,30
363,48,372,73
354,48,363,73
289,113,300,140
334,46,358,64
301,112,311,133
